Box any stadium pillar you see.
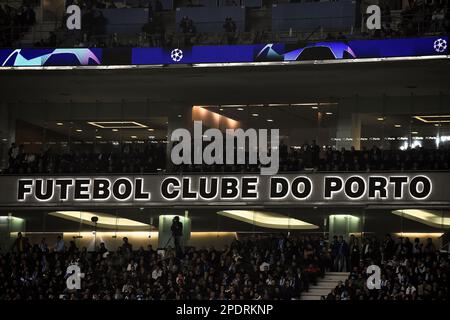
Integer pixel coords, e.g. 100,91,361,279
166,105,192,169
0,214,26,252
328,214,361,242
0,102,15,170
335,105,361,150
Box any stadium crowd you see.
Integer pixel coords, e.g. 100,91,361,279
2,0,448,48
325,234,449,301
0,233,326,300
0,2,36,47
0,232,447,300
4,142,450,174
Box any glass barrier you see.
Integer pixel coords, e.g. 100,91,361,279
0,5,448,48
2,94,450,174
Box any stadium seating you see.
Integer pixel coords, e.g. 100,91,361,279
271,1,356,32
197,0,262,8
109,0,173,10
101,8,149,34
176,6,245,32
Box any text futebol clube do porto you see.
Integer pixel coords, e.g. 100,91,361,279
17,121,432,202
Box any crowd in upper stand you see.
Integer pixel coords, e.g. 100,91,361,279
3,142,450,174
0,1,37,47
0,0,448,48
1,232,447,300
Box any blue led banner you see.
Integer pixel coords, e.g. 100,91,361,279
0,37,447,68
0,48,102,67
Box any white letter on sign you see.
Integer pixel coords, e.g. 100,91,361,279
66,264,84,289
366,5,381,30
66,5,81,30
366,264,381,289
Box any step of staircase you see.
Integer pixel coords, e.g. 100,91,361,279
300,272,350,301
309,283,338,290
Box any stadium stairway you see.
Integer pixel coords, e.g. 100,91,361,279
300,272,350,300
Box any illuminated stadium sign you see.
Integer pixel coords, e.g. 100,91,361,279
0,172,444,207
0,37,447,68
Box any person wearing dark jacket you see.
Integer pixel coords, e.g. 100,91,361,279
171,216,183,257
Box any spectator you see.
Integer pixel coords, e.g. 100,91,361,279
38,237,48,253
98,242,108,256
122,237,133,253
223,17,237,44
54,235,65,253
11,232,27,253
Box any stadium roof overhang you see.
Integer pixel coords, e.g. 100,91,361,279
0,58,449,104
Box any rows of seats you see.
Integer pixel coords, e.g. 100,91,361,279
175,6,245,32
4,0,448,47
92,1,355,35
272,2,356,32
110,0,174,10
197,0,262,8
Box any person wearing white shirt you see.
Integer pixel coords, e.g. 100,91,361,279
54,235,65,253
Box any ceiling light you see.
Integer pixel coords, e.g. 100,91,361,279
217,210,318,230
76,129,82,132
312,106,318,109
131,135,137,139
56,122,63,126
414,115,450,123
377,117,385,121
112,129,119,132
237,108,244,111
147,128,154,132
291,103,318,106
392,209,450,228
252,113,259,117
95,135,102,139
220,104,245,108
434,123,441,127
325,112,333,115
49,211,150,230
267,119,274,122
395,124,402,128
87,121,148,129
412,131,419,134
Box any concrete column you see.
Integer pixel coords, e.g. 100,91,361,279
328,214,361,242
0,103,16,170
0,214,26,252
335,104,361,150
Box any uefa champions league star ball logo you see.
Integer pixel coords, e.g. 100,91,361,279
170,48,183,62
433,38,447,53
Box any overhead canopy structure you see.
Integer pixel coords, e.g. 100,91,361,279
392,209,450,229
217,210,318,230
49,211,152,231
